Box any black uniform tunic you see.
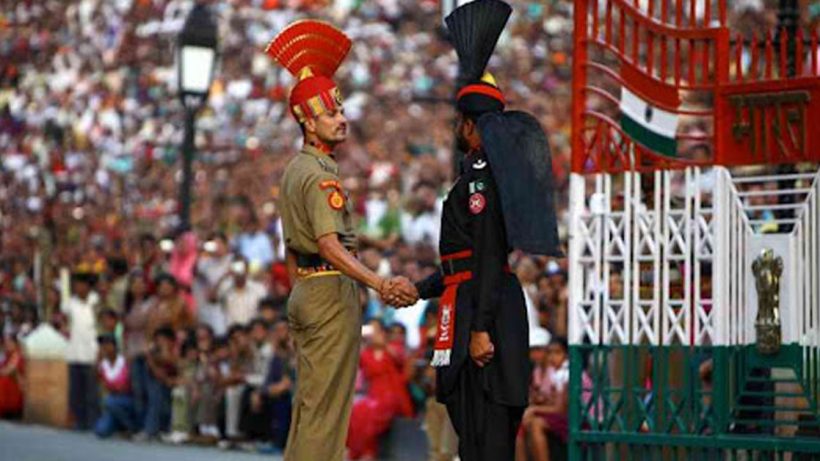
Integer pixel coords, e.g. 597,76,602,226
416,149,530,461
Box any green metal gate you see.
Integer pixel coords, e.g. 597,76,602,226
569,344,820,459
568,0,820,457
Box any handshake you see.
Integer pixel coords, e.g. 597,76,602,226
379,277,419,308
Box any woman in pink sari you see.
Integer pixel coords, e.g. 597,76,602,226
0,334,25,418
347,320,413,460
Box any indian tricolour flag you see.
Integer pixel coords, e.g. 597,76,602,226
619,64,681,157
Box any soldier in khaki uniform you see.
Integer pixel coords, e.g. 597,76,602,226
266,21,418,461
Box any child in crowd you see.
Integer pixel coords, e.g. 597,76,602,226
195,324,214,354
192,336,226,440
516,336,570,461
139,327,178,440
239,319,273,441
64,271,101,431
165,340,198,444
257,297,282,324
98,309,123,349
221,324,255,443
248,318,273,387
95,334,136,437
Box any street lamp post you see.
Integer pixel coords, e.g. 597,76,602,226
177,2,218,230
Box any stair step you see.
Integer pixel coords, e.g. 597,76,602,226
741,391,809,398
734,405,815,413
731,418,820,427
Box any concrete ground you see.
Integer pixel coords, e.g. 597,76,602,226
0,421,283,461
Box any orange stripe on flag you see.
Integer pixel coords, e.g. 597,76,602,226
621,62,680,109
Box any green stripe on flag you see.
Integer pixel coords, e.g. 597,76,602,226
620,116,678,157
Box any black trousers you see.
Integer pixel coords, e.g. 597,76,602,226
68,363,99,431
239,387,292,448
239,387,270,440
443,361,524,461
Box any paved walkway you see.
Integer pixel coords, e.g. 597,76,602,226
0,422,282,461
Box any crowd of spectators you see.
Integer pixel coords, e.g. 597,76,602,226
0,0,814,459
0,0,575,457
35,242,298,452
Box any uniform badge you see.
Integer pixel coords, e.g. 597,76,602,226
328,190,345,210
332,87,344,106
472,159,487,170
468,192,486,214
319,180,341,190
468,180,486,194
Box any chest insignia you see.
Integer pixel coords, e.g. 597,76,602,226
472,159,487,170
328,190,346,210
468,180,486,194
468,192,486,215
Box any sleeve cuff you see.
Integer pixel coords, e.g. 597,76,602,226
471,318,492,332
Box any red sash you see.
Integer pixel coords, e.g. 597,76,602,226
431,250,475,367
430,250,512,367
431,271,473,367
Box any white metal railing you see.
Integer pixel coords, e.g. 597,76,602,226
792,170,820,349
731,172,817,230
569,167,716,346
738,188,814,198
716,167,820,347
714,167,752,346
732,173,819,184
570,166,820,348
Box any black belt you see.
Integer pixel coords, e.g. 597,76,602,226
295,253,330,269
441,256,473,276
294,250,357,270
440,250,473,276
440,249,511,276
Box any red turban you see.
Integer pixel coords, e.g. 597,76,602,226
266,20,351,123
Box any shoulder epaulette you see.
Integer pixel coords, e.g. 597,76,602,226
315,156,336,174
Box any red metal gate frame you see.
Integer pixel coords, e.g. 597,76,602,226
572,0,820,174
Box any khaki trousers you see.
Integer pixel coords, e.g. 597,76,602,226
285,274,362,461
425,397,458,461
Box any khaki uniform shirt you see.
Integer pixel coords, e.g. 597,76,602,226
278,145,357,255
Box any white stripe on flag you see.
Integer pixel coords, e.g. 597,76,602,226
619,87,679,139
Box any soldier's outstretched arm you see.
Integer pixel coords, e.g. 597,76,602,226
317,233,416,305
414,270,444,300
317,232,385,290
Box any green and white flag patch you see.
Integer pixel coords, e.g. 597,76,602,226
469,180,486,194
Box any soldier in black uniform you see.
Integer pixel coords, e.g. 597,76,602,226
413,1,562,460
